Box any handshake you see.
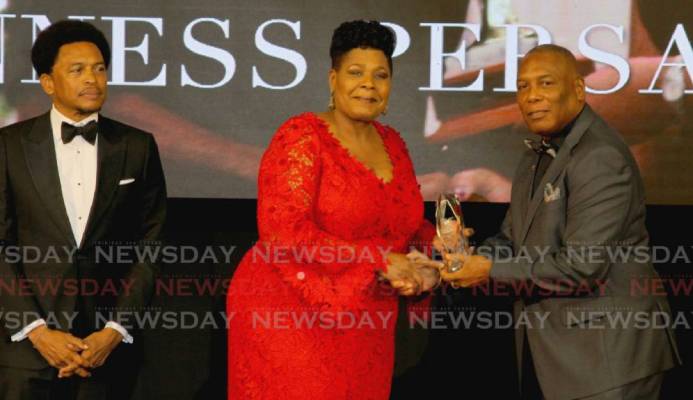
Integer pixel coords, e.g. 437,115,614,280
379,226,492,296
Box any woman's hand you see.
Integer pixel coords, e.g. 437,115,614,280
381,253,424,296
406,250,443,292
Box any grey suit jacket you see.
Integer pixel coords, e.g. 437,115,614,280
485,105,681,400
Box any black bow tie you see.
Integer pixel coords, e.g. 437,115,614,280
61,121,98,145
524,138,558,158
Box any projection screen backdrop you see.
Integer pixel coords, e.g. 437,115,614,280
0,0,691,203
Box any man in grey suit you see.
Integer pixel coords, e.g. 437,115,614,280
439,44,680,399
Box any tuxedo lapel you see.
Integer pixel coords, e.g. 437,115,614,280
82,117,126,246
518,106,596,244
21,113,77,247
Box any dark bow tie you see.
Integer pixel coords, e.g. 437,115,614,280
524,138,557,158
61,121,98,144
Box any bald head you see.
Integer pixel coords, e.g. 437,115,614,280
516,44,586,136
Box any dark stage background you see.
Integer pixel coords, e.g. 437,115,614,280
134,199,693,400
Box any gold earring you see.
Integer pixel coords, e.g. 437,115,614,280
328,92,335,110
382,105,388,116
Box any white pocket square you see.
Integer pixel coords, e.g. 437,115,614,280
119,178,135,186
543,183,561,203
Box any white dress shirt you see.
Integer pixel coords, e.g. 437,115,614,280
11,106,132,344
51,106,99,246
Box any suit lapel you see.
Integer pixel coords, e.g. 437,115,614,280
511,151,536,237
81,117,126,246
21,113,77,248
518,105,597,244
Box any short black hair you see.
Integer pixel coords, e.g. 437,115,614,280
330,20,395,73
31,20,111,76
525,44,580,74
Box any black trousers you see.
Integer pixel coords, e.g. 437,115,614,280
0,339,138,400
0,366,109,400
520,334,542,400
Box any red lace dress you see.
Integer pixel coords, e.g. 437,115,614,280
227,113,434,399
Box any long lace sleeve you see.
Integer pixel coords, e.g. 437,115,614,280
256,116,390,311
405,219,436,321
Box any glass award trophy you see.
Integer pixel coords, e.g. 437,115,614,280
435,193,470,273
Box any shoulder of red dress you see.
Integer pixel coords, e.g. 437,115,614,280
274,113,324,135
266,113,328,160
280,112,316,126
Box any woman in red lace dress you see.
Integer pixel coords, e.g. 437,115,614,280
227,20,439,399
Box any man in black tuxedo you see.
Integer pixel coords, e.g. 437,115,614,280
0,20,166,399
